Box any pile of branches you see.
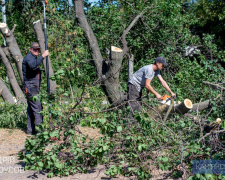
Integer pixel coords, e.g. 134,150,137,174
20,83,225,179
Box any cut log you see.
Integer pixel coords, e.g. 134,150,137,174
0,23,23,82
174,99,193,114
33,20,57,93
153,99,193,119
192,100,211,111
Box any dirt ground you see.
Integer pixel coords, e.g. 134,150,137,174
0,128,175,180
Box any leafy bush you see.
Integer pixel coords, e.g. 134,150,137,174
0,103,26,129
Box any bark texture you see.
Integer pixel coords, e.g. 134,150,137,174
103,46,126,104
33,20,57,92
0,23,23,82
0,79,15,104
192,100,211,111
0,47,26,104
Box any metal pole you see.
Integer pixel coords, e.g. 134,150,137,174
42,0,50,94
42,0,52,122
2,0,6,46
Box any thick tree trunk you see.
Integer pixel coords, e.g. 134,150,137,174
103,46,127,104
0,79,15,104
33,20,57,93
0,23,23,82
0,47,26,104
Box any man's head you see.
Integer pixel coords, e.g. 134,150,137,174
155,57,168,70
30,42,40,56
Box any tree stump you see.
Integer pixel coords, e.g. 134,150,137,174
175,99,193,114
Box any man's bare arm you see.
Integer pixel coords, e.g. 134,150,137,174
145,79,162,99
158,76,176,97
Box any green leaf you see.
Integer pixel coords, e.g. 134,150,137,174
117,126,122,132
47,172,54,178
37,162,43,168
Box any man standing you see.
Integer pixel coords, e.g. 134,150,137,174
22,42,49,135
127,57,176,115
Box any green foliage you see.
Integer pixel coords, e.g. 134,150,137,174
191,0,225,48
1,0,225,179
0,103,26,129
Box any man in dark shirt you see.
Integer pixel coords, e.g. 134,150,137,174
22,42,49,135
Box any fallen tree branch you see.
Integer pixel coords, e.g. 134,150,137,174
198,129,225,143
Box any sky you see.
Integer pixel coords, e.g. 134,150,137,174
69,0,99,6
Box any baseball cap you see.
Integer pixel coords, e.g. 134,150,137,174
155,57,168,66
30,42,40,49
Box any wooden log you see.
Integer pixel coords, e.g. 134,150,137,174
0,23,23,82
154,99,193,118
33,20,57,93
192,100,211,111
174,99,193,114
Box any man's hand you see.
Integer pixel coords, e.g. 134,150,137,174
42,50,49,58
156,93,162,100
171,92,176,97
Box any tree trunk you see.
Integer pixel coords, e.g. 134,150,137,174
0,23,23,82
0,79,15,104
33,20,57,93
74,0,103,79
0,46,26,104
103,46,127,104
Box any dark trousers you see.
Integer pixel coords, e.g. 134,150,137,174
23,79,43,134
127,83,143,115
26,97,43,134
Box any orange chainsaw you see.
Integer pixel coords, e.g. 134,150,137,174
160,94,177,105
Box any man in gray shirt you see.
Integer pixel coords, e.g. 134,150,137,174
127,57,176,115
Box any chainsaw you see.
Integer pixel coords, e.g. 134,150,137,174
160,94,177,121
160,94,177,105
